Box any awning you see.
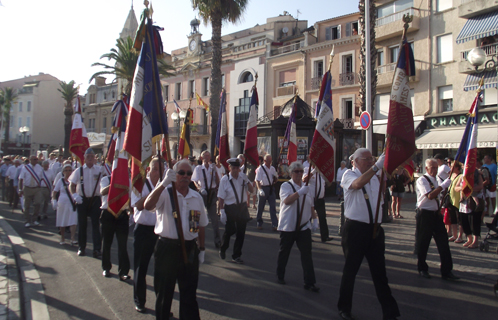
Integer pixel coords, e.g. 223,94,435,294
373,121,422,135
416,126,498,149
89,141,104,149
463,71,497,91
456,11,498,44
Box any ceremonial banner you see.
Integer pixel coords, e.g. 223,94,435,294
195,93,210,112
108,101,130,217
284,102,297,164
456,91,482,198
69,97,90,165
178,108,192,159
384,37,416,175
123,18,168,194
309,73,335,183
314,71,332,118
215,89,229,170
244,87,259,167
173,99,181,113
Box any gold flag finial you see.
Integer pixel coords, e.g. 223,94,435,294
402,14,413,38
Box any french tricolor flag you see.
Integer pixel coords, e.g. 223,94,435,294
284,101,297,164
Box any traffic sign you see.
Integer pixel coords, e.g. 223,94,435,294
359,111,371,130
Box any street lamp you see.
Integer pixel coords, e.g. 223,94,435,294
171,110,186,159
19,126,30,156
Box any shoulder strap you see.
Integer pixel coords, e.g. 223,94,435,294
229,178,241,205
25,164,41,186
167,186,183,238
62,179,76,211
91,173,101,197
361,187,374,224
261,165,272,186
201,167,209,190
145,179,153,193
422,175,440,210
80,167,86,197
286,182,302,231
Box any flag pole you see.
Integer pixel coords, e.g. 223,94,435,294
373,15,412,239
244,73,258,174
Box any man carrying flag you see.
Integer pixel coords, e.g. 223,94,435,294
244,85,259,168
69,97,90,165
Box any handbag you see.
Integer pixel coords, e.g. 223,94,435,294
468,195,485,212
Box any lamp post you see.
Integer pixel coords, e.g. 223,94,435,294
171,110,186,160
19,126,30,156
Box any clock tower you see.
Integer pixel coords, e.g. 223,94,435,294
188,18,202,56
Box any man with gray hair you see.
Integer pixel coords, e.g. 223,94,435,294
40,160,55,219
337,148,399,320
19,155,44,228
255,154,278,230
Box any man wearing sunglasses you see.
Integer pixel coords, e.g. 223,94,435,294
145,159,208,320
337,148,400,320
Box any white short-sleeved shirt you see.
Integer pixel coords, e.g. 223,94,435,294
278,180,313,232
437,164,451,185
19,164,44,188
100,176,110,209
218,173,248,205
341,168,383,224
131,178,156,226
216,165,225,178
191,164,218,189
41,169,55,190
154,187,208,240
303,167,325,200
6,165,18,180
255,164,277,186
68,164,102,197
416,174,439,211
54,178,73,205
336,167,348,183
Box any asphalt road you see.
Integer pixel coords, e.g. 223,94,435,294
1,195,497,320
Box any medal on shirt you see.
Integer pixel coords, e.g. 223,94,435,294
189,210,201,233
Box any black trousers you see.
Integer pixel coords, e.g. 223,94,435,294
1,177,6,201
134,224,158,308
461,211,481,237
100,209,130,275
8,181,19,208
77,197,102,252
415,209,453,275
276,228,316,286
221,203,247,259
154,238,200,320
338,219,400,319
314,198,330,241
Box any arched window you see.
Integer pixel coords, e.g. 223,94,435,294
241,72,253,83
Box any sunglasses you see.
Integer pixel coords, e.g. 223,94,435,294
177,170,193,176
293,170,304,173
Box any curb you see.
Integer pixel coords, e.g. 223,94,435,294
0,216,50,320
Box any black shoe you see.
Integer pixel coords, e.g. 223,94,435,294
232,257,244,264
93,250,101,258
219,250,226,260
339,311,355,320
321,237,333,243
442,272,460,281
135,305,145,313
277,278,286,285
102,270,111,278
119,274,131,281
77,250,86,256
419,270,431,279
215,242,221,249
304,284,320,292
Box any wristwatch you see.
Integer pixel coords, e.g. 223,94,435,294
371,165,379,173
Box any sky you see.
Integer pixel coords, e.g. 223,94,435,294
0,0,360,93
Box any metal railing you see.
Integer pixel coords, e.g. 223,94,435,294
376,8,419,27
339,118,354,129
270,41,304,56
377,62,397,74
339,72,358,86
461,43,498,62
311,76,322,90
460,0,474,4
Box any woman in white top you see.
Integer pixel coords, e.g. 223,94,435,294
53,164,78,245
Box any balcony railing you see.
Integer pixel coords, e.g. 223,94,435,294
339,118,354,129
461,43,498,62
270,41,304,56
377,62,397,74
376,8,419,27
311,76,322,90
339,72,359,86
277,85,295,97
460,0,474,4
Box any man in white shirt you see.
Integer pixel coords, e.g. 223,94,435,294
191,150,221,248
19,155,44,227
131,158,162,313
337,148,399,320
218,158,253,263
415,158,458,281
40,160,55,219
255,154,278,230
144,159,208,320
69,148,103,258
6,159,21,209
276,161,319,291
434,153,451,185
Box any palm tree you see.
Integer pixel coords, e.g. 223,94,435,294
0,87,18,154
90,36,175,95
58,81,78,158
191,0,248,155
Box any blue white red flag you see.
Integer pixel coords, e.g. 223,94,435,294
215,89,230,171
284,101,297,164
244,87,259,167
384,37,416,175
123,18,168,194
173,99,181,114
69,97,90,165
309,73,335,183
456,90,482,198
